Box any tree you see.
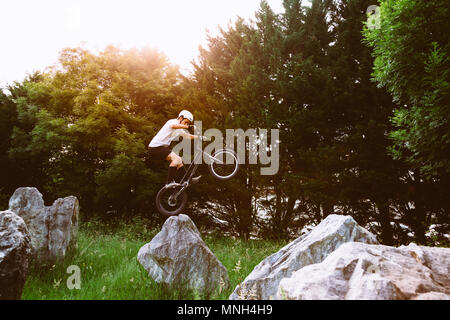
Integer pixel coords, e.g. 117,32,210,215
188,0,408,243
188,18,260,239
4,73,59,202
47,46,182,216
364,0,450,179
364,0,450,243
0,89,18,207
1,46,183,219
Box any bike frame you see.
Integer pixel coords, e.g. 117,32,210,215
169,145,228,201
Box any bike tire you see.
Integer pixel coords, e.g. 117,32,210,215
208,149,240,180
155,185,188,216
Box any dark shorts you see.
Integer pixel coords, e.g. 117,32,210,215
148,146,172,162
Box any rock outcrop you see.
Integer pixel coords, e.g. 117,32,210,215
8,187,79,263
138,214,229,295
277,242,450,300
0,210,32,300
230,215,379,300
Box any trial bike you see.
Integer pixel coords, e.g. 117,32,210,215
155,139,240,216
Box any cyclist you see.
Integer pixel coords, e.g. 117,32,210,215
148,110,202,185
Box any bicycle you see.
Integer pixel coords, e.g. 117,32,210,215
155,138,240,216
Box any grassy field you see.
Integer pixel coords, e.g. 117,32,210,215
21,217,287,300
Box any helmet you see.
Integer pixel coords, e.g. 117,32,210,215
178,110,194,122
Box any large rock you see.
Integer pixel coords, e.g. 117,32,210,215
137,214,229,295
277,242,450,300
0,210,32,300
8,187,79,263
230,214,379,300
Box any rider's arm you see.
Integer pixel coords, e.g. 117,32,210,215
179,131,200,140
171,123,201,140
170,123,189,129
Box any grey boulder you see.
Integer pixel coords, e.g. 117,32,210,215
137,214,229,295
277,242,450,300
229,214,379,300
0,210,32,300
8,187,79,263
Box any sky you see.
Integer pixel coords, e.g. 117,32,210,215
0,0,286,88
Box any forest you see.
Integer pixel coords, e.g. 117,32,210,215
1,0,449,245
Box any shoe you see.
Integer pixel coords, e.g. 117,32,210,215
191,175,202,185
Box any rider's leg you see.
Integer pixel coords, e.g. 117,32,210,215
166,167,177,184
166,153,182,184
166,152,202,184
177,165,188,183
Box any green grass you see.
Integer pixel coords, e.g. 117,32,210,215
21,218,287,300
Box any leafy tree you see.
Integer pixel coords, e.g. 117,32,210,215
50,46,182,216
1,47,182,219
364,0,450,179
4,73,58,201
187,18,260,239
0,89,18,207
95,126,159,215
364,0,450,243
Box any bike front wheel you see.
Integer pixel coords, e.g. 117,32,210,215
208,149,240,180
156,184,188,216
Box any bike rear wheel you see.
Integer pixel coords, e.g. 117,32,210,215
208,149,240,180
156,184,188,216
